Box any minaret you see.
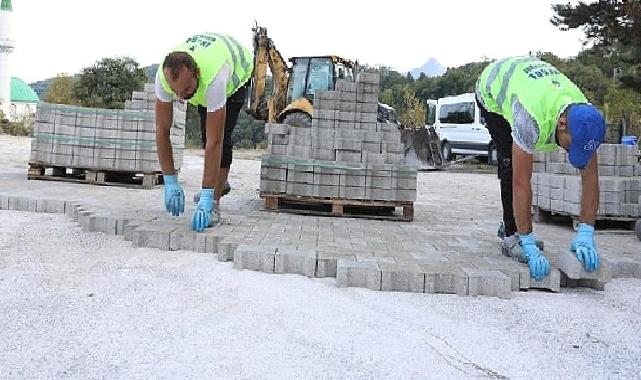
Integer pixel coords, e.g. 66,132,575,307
0,0,14,119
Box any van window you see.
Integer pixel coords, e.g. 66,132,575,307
439,102,475,124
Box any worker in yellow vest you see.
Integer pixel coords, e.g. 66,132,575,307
155,33,253,232
476,56,606,280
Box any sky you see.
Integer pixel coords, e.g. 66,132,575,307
7,0,586,83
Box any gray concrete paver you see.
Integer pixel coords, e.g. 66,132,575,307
1,136,640,298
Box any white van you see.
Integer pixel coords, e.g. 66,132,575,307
427,93,498,164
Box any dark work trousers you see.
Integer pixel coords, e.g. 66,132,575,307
197,82,249,169
476,97,517,237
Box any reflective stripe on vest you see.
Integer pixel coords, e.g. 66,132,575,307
495,57,538,107
158,33,253,107
210,33,248,89
485,57,510,96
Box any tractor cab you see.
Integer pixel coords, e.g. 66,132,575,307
286,56,356,104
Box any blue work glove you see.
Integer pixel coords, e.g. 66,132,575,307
163,174,185,217
192,188,216,232
571,223,599,272
519,232,550,281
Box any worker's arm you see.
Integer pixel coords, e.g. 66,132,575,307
512,143,550,280
202,106,226,189
512,143,534,234
579,153,599,225
155,99,176,174
571,153,600,272
190,106,225,232
156,99,184,217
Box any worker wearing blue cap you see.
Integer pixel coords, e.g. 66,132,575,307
476,56,607,281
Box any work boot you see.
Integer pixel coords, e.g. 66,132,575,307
501,234,545,263
501,235,526,262
497,222,506,239
193,181,231,203
222,181,231,196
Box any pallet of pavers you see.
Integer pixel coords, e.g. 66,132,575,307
28,84,185,189
532,144,641,228
260,72,417,221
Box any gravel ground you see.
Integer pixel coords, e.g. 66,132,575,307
1,211,641,380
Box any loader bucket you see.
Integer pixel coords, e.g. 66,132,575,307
401,127,444,170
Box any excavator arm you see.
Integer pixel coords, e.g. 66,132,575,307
249,24,289,122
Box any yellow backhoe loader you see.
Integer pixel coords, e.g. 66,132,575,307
247,23,443,169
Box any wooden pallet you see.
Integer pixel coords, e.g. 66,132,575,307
27,163,163,189
533,205,639,232
261,194,414,221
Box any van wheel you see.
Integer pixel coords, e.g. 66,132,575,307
488,143,498,165
441,141,452,162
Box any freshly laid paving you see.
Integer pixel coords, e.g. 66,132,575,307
1,136,640,298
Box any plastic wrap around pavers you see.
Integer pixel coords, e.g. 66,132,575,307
3,193,639,299
29,83,186,173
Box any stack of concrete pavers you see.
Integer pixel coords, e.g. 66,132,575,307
532,144,641,218
5,193,640,298
124,83,160,112
261,72,417,202
531,144,640,289
29,83,185,173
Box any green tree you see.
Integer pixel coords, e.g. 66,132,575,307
436,62,487,97
604,83,641,138
43,73,79,105
376,62,488,115
379,84,406,114
575,45,620,80
563,62,610,106
377,65,412,91
552,0,641,91
74,57,147,109
399,85,426,128
414,74,440,101
405,72,415,83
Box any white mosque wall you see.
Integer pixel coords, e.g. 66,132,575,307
0,4,15,118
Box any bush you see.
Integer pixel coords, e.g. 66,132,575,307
1,117,33,136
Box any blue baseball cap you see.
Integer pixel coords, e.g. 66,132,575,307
566,104,606,170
